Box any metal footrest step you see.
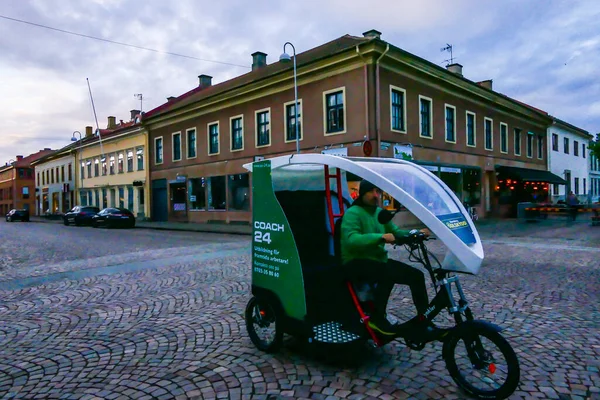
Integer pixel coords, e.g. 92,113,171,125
312,321,361,343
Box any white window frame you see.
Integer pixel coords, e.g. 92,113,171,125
172,131,182,162
230,114,245,152
255,107,272,148
390,85,407,134
207,121,220,156
484,117,493,151
323,87,347,136
283,99,304,143
186,127,197,159
154,136,163,165
499,122,508,154
466,111,476,148
444,104,456,144
418,95,433,139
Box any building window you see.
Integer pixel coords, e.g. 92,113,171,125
117,153,124,173
553,184,559,196
187,128,197,158
256,109,270,147
445,104,456,143
390,87,406,133
68,164,72,181
582,143,586,158
37,172,40,185
526,132,534,158
574,177,579,194
127,151,133,172
324,88,345,134
208,122,219,155
109,155,115,175
419,96,432,138
285,101,302,141
101,156,107,175
514,129,522,156
155,137,163,164
231,116,244,151
466,112,476,147
94,159,99,176
61,166,65,182
500,123,508,154
188,177,206,211
79,163,83,181
564,137,569,154
583,178,586,195
117,187,124,208
137,147,144,170
110,188,116,207
537,136,544,159
484,118,493,150
462,168,481,206
102,188,107,206
87,159,92,177
172,132,182,161
22,187,29,199
552,133,558,151
207,176,226,210
95,190,100,208
228,173,250,211
574,140,579,156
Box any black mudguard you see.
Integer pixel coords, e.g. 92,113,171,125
442,319,504,359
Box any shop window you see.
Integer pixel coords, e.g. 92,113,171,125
462,168,481,206
127,186,134,211
228,174,250,211
118,187,125,208
110,188,116,207
188,178,206,210
102,189,107,207
439,167,462,199
171,183,186,211
95,190,100,208
207,176,226,210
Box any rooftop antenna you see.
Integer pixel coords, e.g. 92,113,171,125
87,78,104,157
441,43,455,66
134,93,143,112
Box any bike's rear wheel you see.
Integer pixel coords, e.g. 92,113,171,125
444,325,520,399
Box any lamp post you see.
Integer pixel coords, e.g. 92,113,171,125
279,42,299,154
71,131,82,205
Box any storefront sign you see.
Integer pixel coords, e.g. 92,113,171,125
321,147,348,157
380,142,391,151
421,165,439,172
189,195,196,202
176,175,187,182
440,167,461,173
393,145,413,160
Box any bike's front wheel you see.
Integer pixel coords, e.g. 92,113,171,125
443,325,520,399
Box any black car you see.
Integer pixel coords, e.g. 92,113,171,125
6,209,29,222
63,206,100,226
92,207,136,228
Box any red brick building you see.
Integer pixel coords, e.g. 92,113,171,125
0,149,55,215
143,29,552,223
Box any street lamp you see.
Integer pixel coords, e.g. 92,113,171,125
280,42,300,154
71,131,83,204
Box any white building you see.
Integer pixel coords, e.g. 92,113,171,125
547,118,592,203
590,143,600,203
31,146,76,215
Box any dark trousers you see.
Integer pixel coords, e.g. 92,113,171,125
342,259,430,318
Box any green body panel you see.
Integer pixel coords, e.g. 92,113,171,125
251,160,307,320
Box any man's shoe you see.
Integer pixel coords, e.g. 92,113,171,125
367,317,401,336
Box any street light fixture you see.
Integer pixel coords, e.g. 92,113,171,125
280,42,300,154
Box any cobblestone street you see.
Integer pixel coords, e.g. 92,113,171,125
0,219,598,399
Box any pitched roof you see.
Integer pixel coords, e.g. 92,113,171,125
143,34,370,120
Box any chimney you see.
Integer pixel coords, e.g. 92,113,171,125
44,148,51,150
446,63,463,77
167,96,176,102
252,52,267,71
130,109,141,120
198,74,212,88
363,29,382,40
477,79,493,90
107,116,116,129
16,155,23,161
85,126,93,137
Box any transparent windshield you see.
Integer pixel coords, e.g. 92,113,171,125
356,161,460,216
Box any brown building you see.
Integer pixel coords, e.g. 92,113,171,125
0,149,55,215
143,29,553,223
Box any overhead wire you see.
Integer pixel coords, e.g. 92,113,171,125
0,14,250,68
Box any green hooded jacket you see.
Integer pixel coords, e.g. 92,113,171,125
340,202,411,265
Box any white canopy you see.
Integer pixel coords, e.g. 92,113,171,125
244,154,484,275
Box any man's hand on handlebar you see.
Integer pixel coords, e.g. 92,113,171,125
382,233,396,244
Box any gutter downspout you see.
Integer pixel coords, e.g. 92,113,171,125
355,45,370,141
375,44,390,157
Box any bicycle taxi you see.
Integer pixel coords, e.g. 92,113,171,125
243,154,519,399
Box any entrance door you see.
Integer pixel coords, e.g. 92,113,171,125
151,179,168,222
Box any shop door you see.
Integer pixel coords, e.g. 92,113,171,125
151,179,168,222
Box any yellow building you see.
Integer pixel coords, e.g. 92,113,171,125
75,113,150,218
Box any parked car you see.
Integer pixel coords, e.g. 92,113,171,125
63,206,100,226
92,208,136,228
6,209,30,222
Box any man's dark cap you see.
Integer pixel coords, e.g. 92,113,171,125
359,180,378,198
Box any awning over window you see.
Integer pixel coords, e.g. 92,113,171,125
495,165,567,184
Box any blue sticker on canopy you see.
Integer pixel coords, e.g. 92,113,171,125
437,213,476,245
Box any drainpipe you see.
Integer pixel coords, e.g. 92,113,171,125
375,43,390,157
355,45,370,141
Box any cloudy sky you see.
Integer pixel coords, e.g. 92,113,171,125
1,0,598,164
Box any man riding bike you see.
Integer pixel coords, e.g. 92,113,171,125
339,180,442,339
